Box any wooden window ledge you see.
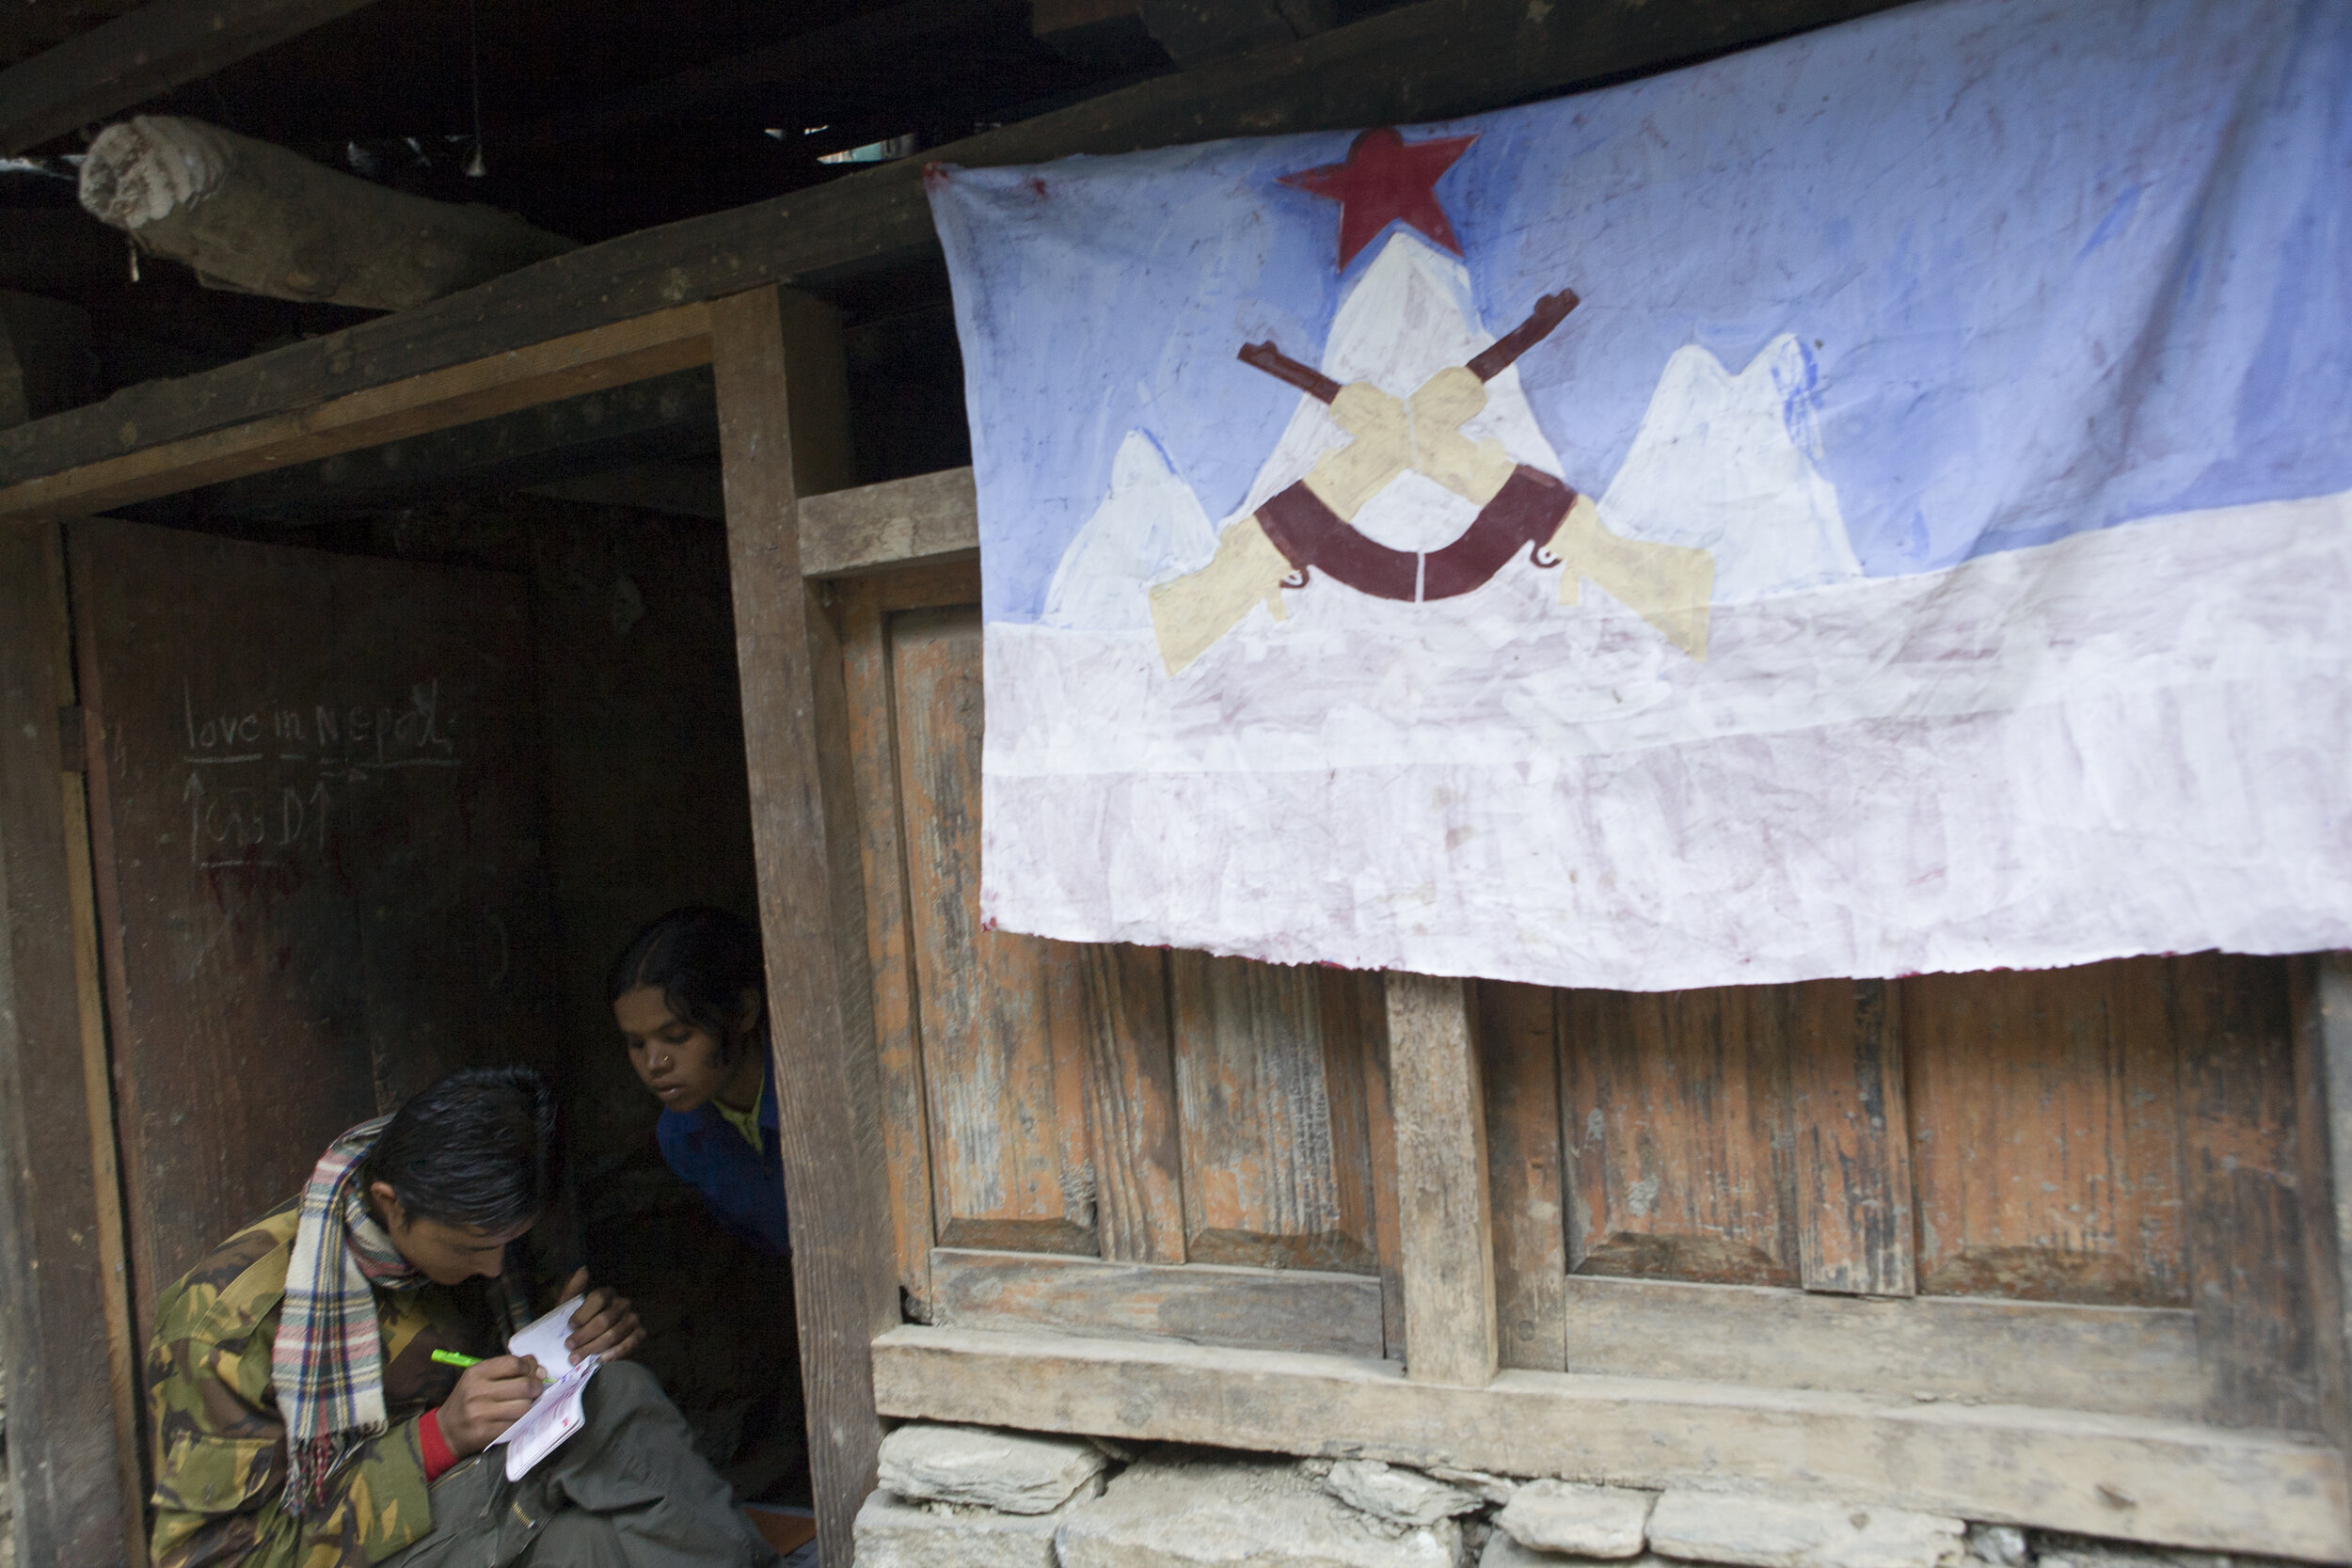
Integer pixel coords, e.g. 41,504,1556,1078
871,1324,2349,1562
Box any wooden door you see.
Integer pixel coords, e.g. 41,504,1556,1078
69,518,556,1343
845,579,1399,1360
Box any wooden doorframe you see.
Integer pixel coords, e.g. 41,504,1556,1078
0,297,730,1563
0,521,146,1567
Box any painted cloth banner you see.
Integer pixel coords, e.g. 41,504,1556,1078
927,0,2352,992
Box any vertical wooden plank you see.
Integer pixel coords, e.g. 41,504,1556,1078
1358,979,1406,1363
1057,942,1187,1264
2173,951,2319,1431
0,519,136,1566
891,610,1093,1256
838,579,937,1321
1386,971,1497,1388
2292,957,2348,1449
1560,984,1799,1286
1318,968,1388,1278
1904,960,2186,1306
60,761,148,1564
713,283,895,1566
1480,980,1567,1370
1791,979,1915,1296
1168,951,1377,1270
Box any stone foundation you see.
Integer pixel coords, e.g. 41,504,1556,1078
855,1422,2305,1568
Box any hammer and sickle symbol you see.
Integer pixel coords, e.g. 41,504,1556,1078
1147,288,1714,675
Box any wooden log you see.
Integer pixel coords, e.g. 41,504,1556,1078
0,0,386,156
712,283,896,1567
0,521,141,1565
0,0,1908,498
1385,971,1497,1387
79,116,575,310
871,1324,2352,1561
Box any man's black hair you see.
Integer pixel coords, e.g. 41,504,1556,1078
605,906,767,1067
362,1065,557,1231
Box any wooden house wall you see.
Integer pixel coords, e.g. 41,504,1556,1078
835,573,2329,1439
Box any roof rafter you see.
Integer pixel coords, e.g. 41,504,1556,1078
0,0,386,156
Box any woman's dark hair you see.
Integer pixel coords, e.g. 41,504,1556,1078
362,1065,557,1230
605,906,767,1066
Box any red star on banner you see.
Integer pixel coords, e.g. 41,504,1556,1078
1279,127,1479,270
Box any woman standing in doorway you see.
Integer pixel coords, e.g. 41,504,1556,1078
607,907,789,1257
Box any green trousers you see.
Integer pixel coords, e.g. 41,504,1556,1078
386,1360,781,1568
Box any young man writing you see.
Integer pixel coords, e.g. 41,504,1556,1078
146,1065,779,1567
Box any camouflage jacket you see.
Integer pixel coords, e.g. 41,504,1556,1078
146,1200,504,1568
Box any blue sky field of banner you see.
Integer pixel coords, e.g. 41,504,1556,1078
935,0,2351,626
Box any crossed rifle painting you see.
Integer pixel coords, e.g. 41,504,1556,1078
927,0,2352,992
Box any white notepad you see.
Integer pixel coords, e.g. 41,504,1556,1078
487,1294,599,1480
490,1353,599,1481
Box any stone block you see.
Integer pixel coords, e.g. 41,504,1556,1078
1325,1459,1484,1528
1498,1481,1656,1558
855,1489,1065,1568
878,1421,1109,1514
1967,1526,2027,1567
1057,1451,1461,1568
1485,1540,1679,1568
1648,1493,1966,1568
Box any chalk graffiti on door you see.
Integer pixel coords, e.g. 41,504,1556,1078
176,675,465,868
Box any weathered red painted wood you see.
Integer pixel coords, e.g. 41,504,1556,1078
1791,979,1915,1296
1479,980,1567,1369
1168,952,1382,1272
1559,984,1799,1286
2172,952,2320,1430
891,609,1095,1255
1904,960,2186,1307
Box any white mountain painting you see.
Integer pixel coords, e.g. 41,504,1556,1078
1596,334,1862,602
1042,430,1218,631
1041,229,1861,631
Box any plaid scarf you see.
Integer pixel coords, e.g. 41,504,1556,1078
274,1117,530,1514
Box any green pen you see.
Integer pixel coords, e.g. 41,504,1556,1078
429,1349,480,1369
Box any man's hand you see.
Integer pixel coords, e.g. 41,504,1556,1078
558,1266,645,1362
437,1355,542,1456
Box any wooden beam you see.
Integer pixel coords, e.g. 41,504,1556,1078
0,302,712,521
798,466,978,578
1562,1275,2200,1421
1384,971,1496,1386
0,0,1908,497
712,284,897,1568
871,1324,2352,1561
200,366,716,520
0,521,140,1565
929,1246,1385,1359
0,0,386,156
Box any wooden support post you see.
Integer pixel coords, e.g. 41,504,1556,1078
0,521,141,1566
2299,956,2352,1450
1383,972,1497,1386
712,284,895,1565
